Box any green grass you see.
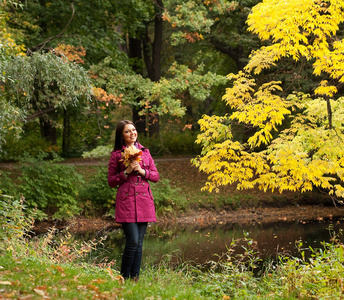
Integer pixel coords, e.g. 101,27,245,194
2,237,344,300
0,253,209,300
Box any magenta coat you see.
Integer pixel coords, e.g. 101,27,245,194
108,143,159,223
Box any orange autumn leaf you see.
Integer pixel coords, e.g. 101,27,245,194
106,267,114,280
92,278,106,284
53,44,86,64
115,275,125,285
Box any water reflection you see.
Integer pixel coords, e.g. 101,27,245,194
84,217,344,268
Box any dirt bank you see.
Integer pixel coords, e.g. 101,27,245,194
34,205,344,234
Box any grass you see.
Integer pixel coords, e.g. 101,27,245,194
1,194,344,299
0,253,206,299
2,231,344,299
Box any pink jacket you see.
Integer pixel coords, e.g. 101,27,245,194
108,143,159,223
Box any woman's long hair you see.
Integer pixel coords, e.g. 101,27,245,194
113,120,137,151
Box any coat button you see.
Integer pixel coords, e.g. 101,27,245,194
143,193,146,196
126,193,128,196
135,183,138,186
136,192,139,195
142,183,145,185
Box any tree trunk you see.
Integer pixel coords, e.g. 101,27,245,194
133,108,146,136
143,0,164,137
62,108,70,156
129,36,146,134
39,117,57,145
326,97,332,129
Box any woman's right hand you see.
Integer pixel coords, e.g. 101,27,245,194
126,159,139,174
126,163,134,174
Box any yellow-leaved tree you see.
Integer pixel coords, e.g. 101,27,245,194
193,0,344,200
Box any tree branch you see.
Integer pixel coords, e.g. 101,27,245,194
209,37,245,70
326,97,332,129
25,106,56,121
27,2,75,54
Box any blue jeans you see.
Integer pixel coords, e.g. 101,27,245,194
121,222,148,279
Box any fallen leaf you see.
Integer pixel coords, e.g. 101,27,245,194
34,285,47,291
92,278,106,284
107,267,114,280
0,280,12,285
86,284,99,292
33,288,45,296
115,275,124,285
55,265,64,273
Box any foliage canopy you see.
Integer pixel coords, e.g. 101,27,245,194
193,0,344,200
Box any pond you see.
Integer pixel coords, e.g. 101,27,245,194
81,216,344,269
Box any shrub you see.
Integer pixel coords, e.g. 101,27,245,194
0,153,85,220
78,166,116,214
82,145,112,158
0,192,33,251
0,130,57,161
151,178,188,216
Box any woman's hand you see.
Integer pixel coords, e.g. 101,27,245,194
129,160,145,177
126,163,134,174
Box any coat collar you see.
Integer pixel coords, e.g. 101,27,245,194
121,142,146,151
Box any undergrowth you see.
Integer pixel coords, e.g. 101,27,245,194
1,193,344,299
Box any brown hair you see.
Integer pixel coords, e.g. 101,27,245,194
113,120,137,151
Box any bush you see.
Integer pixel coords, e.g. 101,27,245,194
78,166,116,214
82,145,112,158
151,178,188,216
0,192,33,251
0,129,58,161
0,154,84,220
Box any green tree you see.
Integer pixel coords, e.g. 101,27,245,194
193,0,344,200
162,0,261,121
163,0,261,72
1,0,232,153
1,52,92,148
0,1,26,151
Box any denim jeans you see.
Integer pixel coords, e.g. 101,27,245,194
121,222,148,279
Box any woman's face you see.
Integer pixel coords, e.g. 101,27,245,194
122,123,137,146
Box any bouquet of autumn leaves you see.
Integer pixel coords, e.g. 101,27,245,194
121,145,142,167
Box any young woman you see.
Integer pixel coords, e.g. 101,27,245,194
108,120,159,281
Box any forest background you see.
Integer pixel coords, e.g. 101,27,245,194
1,0,344,221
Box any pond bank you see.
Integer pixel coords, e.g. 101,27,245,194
33,204,344,234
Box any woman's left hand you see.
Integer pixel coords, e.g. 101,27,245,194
131,160,145,177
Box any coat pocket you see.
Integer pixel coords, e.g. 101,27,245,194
116,185,130,201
